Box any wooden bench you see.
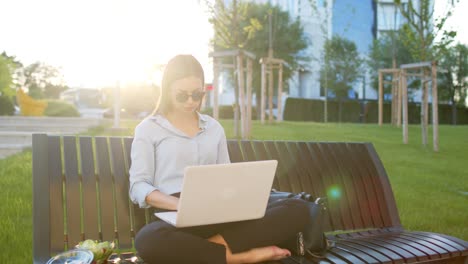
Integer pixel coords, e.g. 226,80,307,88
32,134,468,263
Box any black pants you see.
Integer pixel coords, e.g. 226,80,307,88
135,198,311,264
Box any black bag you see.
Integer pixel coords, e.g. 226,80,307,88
268,189,332,257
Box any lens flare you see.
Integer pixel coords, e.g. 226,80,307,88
327,185,342,200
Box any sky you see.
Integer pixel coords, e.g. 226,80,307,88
0,0,213,88
0,0,467,89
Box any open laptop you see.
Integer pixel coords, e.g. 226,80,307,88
155,160,278,228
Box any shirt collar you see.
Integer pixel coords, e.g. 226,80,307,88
150,111,208,136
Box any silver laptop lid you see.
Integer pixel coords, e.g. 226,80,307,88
175,160,278,227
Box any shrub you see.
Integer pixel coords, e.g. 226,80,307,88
44,100,80,117
0,95,15,115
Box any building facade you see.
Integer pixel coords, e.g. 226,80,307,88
216,0,427,109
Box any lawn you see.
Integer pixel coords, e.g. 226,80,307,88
0,120,467,263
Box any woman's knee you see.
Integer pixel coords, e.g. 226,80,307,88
135,221,175,263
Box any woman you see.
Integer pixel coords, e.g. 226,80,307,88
129,54,310,264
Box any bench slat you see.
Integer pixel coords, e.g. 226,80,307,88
339,143,374,229
343,239,406,263
295,142,332,231
313,250,351,264
48,136,65,254
275,142,303,194
362,232,430,262
364,144,401,227
110,137,132,249
346,144,385,228
239,141,255,161
227,140,243,163
334,244,383,263
359,236,419,262
307,143,344,231
357,144,392,227
402,232,461,257
336,242,393,264
264,141,292,192
124,137,147,233
95,137,116,242
33,134,51,263
333,143,366,230
251,141,280,190
79,137,100,241
410,231,468,253
328,246,367,263
321,143,360,231
395,233,452,258
63,136,82,248
284,143,316,198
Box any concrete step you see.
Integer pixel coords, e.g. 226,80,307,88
0,123,91,133
0,116,104,127
0,132,33,145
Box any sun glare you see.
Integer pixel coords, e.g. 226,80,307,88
2,0,213,88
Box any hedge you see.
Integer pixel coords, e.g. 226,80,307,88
283,97,468,124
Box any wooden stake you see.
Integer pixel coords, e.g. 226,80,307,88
378,71,383,126
237,54,246,139
402,70,408,144
432,61,439,152
277,64,283,122
397,71,402,127
421,69,428,146
268,64,274,123
246,58,253,137
261,63,266,124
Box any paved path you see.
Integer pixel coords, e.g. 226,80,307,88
0,116,107,159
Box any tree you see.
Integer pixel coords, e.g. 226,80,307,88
368,32,415,98
0,52,21,98
320,35,363,121
395,0,458,62
395,0,458,144
22,62,68,99
439,44,468,124
242,3,308,99
208,1,308,116
0,56,13,97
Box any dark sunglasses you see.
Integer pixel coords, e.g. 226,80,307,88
175,90,206,103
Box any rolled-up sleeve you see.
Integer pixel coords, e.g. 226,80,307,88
129,123,158,208
217,128,231,164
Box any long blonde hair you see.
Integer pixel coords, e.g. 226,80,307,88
152,55,205,115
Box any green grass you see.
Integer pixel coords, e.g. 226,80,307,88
1,120,467,263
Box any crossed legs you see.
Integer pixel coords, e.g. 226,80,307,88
135,198,310,264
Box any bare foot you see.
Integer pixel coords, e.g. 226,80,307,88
244,245,291,263
208,234,290,264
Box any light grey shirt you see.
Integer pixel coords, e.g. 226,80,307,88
129,113,230,208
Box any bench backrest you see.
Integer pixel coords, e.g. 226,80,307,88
32,134,401,263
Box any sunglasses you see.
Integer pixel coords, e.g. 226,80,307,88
175,90,206,103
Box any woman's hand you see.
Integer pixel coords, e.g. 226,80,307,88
145,190,179,211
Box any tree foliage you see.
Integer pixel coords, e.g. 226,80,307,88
22,62,68,99
394,0,458,61
320,35,363,99
208,1,308,94
439,44,468,107
367,32,415,97
0,52,21,98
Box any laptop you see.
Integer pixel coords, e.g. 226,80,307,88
154,160,278,228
